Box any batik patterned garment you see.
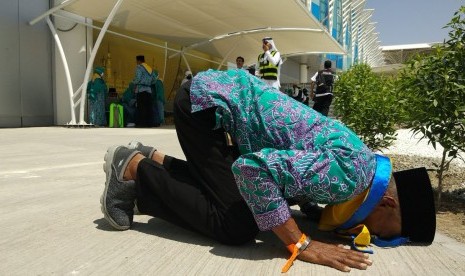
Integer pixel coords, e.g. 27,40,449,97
87,77,107,126
133,63,154,93
190,69,376,231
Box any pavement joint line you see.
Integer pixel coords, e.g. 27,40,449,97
0,161,102,176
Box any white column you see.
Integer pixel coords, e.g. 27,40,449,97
300,64,308,83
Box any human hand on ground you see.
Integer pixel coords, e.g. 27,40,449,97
298,240,372,272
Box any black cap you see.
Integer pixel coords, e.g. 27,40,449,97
393,167,436,244
262,37,272,43
324,60,332,69
136,55,145,62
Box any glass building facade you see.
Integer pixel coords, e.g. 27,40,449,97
306,0,382,70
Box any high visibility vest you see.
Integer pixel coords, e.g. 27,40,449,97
258,51,279,80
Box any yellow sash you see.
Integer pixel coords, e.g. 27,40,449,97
318,188,369,231
142,63,153,75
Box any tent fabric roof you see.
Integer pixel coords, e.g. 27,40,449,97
63,0,345,65
380,43,440,51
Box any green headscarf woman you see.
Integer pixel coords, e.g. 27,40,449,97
87,66,108,126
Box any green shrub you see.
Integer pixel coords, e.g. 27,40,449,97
396,6,465,208
333,64,401,151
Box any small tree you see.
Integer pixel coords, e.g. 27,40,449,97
333,64,400,151
397,6,465,208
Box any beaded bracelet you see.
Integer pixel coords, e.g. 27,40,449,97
281,233,312,273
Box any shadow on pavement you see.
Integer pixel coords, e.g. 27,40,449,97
94,208,354,261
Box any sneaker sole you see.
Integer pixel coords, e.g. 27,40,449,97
101,145,130,230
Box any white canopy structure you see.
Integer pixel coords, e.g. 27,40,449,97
63,0,345,61
30,0,345,125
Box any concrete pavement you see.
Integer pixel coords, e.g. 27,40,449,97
1,127,464,275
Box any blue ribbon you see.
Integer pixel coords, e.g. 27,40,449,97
351,239,374,254
372,236,410,247
339,154,392,229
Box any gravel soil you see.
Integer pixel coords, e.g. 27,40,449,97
382,129,465,243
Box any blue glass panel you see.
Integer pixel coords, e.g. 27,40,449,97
320,0,329,29
332,0,343,44
336,55,343,69
311,2,320,20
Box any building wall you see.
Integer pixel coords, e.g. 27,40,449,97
0,0,53,127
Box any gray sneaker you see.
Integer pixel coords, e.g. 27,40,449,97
128,140,157,159
100,145,140,230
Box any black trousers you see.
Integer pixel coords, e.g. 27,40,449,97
313,94,333,116
135,81,259,245
136,91,153,127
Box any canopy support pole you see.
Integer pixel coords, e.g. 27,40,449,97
180,51,191,73
46,16,77,124
162,42,168,80
217,37,241,70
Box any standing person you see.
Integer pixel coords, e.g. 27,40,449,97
151,70,166,125
87,66,107,126
290,84,304,103
150,70,161,127
302,87,310,106
310,60,336,116
257,37,282,89
100,69,435,273
121,82,136,127
133,55,155,128
236,56,245,69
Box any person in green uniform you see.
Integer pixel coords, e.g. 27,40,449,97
153,71,165,125
87,66,107,126
121,82,136,127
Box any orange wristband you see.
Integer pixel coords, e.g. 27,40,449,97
281,234,311,273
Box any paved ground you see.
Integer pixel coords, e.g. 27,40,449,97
1,127,464,275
